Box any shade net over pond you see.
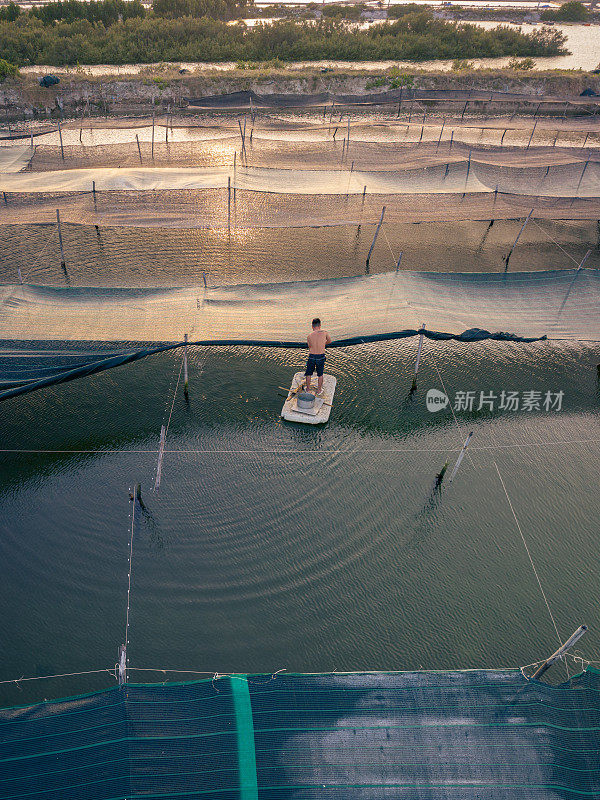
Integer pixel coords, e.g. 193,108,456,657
1,268,599,399
3,160,599,197
1,669,599,800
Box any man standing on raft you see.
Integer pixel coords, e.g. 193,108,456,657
305,318,331,396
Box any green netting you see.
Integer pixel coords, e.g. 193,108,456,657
0,669,599,799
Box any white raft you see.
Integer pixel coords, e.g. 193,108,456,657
281,371,337,425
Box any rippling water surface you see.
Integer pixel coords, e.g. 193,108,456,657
0,339,598,706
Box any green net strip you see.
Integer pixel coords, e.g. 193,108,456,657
230,675,258,800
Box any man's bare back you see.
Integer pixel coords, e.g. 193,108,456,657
307,329,330,354
304,318,331,394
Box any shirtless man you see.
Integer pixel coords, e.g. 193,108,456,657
305,318,331,395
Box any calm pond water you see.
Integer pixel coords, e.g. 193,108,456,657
0,336,599,707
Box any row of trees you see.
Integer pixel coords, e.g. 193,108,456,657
0,9,568,67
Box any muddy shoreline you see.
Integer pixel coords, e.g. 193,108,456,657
1,67,599,123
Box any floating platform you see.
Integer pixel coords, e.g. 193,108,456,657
281,371,336,425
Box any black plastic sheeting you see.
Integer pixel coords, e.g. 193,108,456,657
187,88,600,109
0,327,546,402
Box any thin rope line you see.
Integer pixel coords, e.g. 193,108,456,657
494,461,562,647
529,218,581,267
165,354,184,439
1,439,600,454
0,669,115,686
124,486,136,672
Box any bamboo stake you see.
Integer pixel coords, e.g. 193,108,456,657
504,208,533,271
56,208,66,271
435,119,445,152
449,431,473,482
365,206,386,269
136,134,142,164
575,158,590,196
526,118,538,150
531,626,588,681
154,425,166,492
183,333,189,394
151,110,155,159
411,322,425,391
57,119,64,161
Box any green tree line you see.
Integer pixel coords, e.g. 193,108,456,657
0,4,567,67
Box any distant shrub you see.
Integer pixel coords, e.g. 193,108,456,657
507,56,535,69
451,58,474,70
540,1,588,21
0,58,18,81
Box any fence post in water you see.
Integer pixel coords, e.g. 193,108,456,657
135,134,142,164
435,120,445,152
56,208,66,271
183,333,189,395
526,119,538,150
151,110,155,160
418,125,424,144
228,175,231,230
202,271,208,288
57,118,64,161
582,132,589,149
362,185,367,208
575,159,590,196
154,425,166,492
396,87,403,118
395,251,403,271
411,322,425,391
449,431,473,482
577,249,592,271
504,208,533,271
500,128,507,147
118,644,126,685
2,191,6,205
449,130,454,151
531,626,588,681
460,100,468,121
365,206,386,270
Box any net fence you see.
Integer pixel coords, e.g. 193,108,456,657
1,267,598,399
0,669,599,800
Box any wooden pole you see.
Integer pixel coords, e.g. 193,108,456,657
531,626,588,681
154,425,166,492
449,130,454,151
395,251,403,271
411,322,425,390
435,119,445,152
57,118,64,161
500,128,507,147
362,185,367,207
449,431,473,482
461,100,468,121
577,249,592,271
396,87,403,118
575,159,590,196
118,644,126,685
151,110,155,160
526,118,538,150
56,208,66,271
553,131,559,147
183,333,189,394
582,132,589,149
136,134,142,164
228,175,231,230
504,208,533,271
365,206,386,269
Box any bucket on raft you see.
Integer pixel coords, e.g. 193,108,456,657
296,392,316,411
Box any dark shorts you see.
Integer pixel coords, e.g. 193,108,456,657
305,353,326,377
